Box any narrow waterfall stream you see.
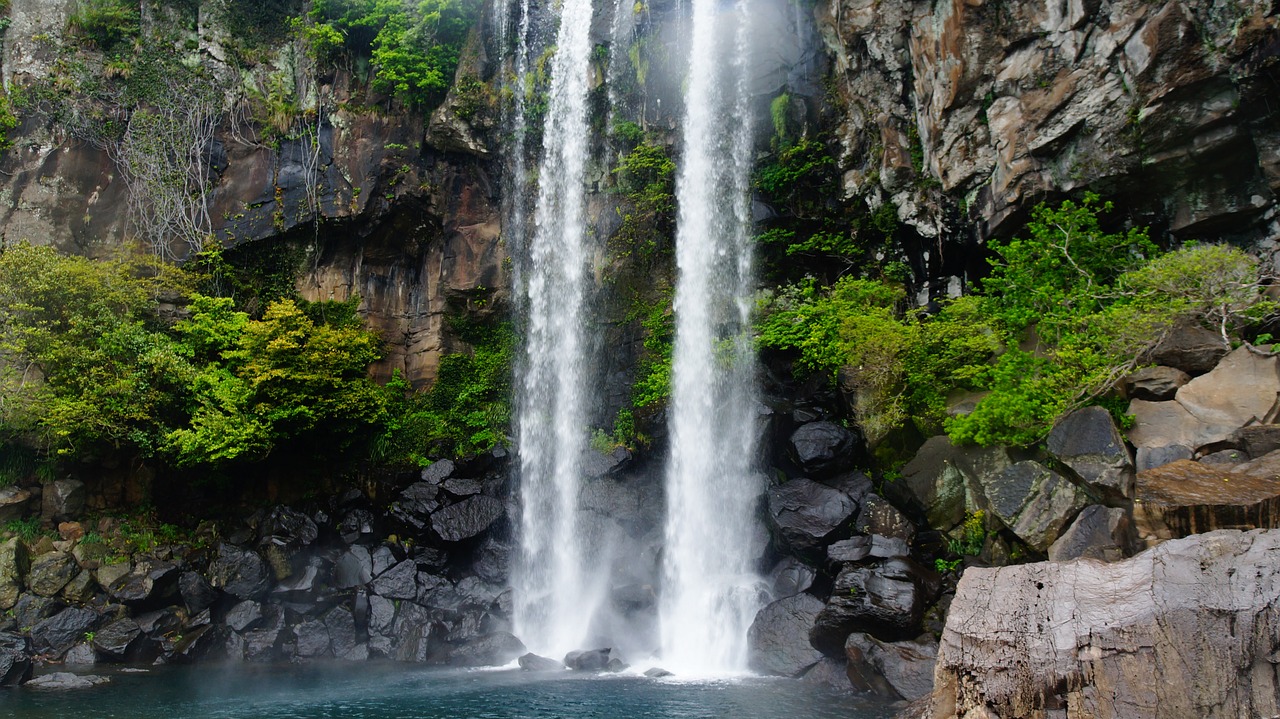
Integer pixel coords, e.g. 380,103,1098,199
511,0,603,658
659,0,766,674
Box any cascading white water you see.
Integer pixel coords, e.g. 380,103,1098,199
658,0,765,675
511,0,603,657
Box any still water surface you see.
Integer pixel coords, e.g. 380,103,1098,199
6,663,896,718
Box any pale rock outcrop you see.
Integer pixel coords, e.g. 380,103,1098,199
918,530,1280,719
1128,346,1280,453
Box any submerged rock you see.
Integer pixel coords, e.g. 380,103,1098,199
924,530,1280,719
643,666,673,678
518,652,563,671
448,632,526,667
563,648,616,672
26,672,109,690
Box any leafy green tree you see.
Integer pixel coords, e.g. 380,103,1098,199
0,243,191,457
166,297,388,466
305,0,480,107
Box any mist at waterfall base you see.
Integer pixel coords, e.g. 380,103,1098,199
507,0,819,674
6,664,895,718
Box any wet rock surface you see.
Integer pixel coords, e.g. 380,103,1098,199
747,593,826,678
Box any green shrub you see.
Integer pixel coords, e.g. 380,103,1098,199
67,0,140,54
305,0,480,108
757,196,1276,448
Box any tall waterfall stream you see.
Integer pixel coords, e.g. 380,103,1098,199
507,0,801,672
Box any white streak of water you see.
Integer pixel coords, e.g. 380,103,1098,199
659,0,765,676
512,0,603,658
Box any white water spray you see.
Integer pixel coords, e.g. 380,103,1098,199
659,0,765,675
511,0,603,658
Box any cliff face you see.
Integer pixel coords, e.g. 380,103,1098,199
819,0,1280,289
0,0,505,388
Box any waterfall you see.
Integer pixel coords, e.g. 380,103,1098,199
659,0,766,674
510,0,602,657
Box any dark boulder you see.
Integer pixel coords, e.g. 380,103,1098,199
0,538,28,609
788,422,863,477
226,600,266,633
292,619,331,658
323,606,359,659
855,494,915,541
443,477,484,497
1146,324,1229,375
60,571,95,604
338,509,376,545
392,482,442,530
977,461,1088,552
1135,444,1194,472
27,551,79,597
767,557,817,599
827,537,871,563
420,459,456,484
392,603,443,663
644,666,673,678
134,607,183,638
767,478,858,556
844,633,937,701
448,632,526,667
258,506,318,549
104,559,180,606
0,632,32,686
1230,425,1280,460
14,594,63,633
242,626,282,662
370,546,397,576
519,652,563,671
564,648,616,671
470,537,512,585
801,657,853,693
431,496,505,542
1046,406,1135,501
41,480,85,522
1048,505,1137,562
90,618,144,661
1123,366,1190,401
810,558,940,653
371,560,418,599
0,487,33,525
208,543,273,600
900,436,1012,531
333,546,373,589
179,571,219,614
30,607,98,657
747,593,826,677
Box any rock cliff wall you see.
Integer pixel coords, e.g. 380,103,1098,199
0,0,505,387
818,0,1280,291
